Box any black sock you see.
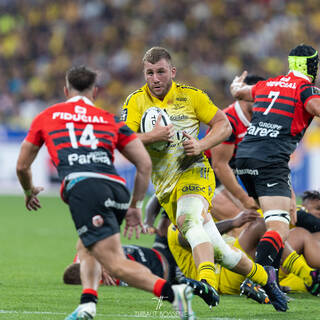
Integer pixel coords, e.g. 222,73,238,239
255,231,283,267
161,282,174,303
80,293,98,304
273,247,283,270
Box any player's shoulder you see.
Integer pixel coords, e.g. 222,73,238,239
123,86,145,106
224,102,237,115
176,83,212,101
175,83,204,95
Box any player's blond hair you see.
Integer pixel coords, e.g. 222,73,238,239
143,47,172,65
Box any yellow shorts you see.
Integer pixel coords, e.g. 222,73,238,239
279,268,307,293
160,165,215,224
167,223,244,295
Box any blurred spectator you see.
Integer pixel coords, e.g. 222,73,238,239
1,0,320,129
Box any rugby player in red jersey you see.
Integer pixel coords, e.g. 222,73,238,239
231,44,320,274
16,66,196,320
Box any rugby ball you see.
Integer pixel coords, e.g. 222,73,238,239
140,107,171,151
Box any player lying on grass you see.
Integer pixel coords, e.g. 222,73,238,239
63,209,270,305
147,194,320,299
64,211,225,308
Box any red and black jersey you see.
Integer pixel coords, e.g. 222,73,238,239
122,245,164,278
236,71,320,163
204,101,250,169
25,96,137,182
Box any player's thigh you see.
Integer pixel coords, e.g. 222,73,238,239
68,178,130,247
176,166,215,207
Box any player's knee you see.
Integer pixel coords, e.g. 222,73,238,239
177,196,211,250
176,196,205,233
264,209,290,224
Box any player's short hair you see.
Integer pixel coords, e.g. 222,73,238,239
66,65,97,92
63,263,81,285
244,74,265,85
143,47,172,65
288,44,319,82
301,190,320,202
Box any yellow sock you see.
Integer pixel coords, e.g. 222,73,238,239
197,261,218,290
282,251,313,287
246,262,268,286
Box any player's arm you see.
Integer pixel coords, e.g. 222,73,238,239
16,140,44,211
120,138,152,239
144,194,162,233
122,96,174,146
211,143,258,209
183,109,231,156
137,114,174,145
230,71,254,101
296,209,320,233
305,97,320,116
215,209,261,235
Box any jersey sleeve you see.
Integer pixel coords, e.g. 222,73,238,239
193,90,218,124
121,91,143,132
25,113,45,147
300,84,320,107
115,116,138,151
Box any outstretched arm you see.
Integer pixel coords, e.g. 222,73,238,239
216,209,261,235
230,71,254,101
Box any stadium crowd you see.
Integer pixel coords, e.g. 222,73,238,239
2,0,320,130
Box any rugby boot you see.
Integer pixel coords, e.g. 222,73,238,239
181,278,219,308
262,266,288,312
240,278,270,304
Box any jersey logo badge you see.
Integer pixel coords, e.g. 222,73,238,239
75,105,87,114
267,183,278,187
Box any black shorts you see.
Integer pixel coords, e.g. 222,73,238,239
66,178,130,247
235,158,291,199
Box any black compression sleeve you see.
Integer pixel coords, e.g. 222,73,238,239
296,210,320,233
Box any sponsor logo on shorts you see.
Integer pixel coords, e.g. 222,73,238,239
236,168,259,176
267,182,278,187
77,225,88,236
182,184,205,192
104,198,130,210
92,215,104,227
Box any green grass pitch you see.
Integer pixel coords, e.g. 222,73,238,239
0,195,319,319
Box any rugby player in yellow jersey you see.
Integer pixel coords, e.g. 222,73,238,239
121,46,287,311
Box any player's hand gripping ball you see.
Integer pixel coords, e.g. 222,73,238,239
140,107,172,151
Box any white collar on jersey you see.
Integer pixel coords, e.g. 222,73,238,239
288,70,311,82
234,100,250,127
66,95,95,106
